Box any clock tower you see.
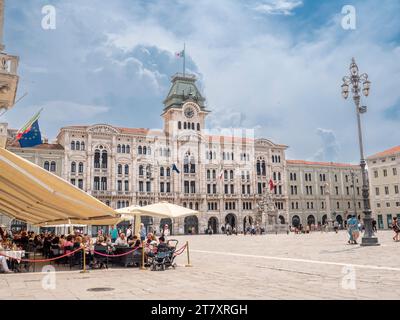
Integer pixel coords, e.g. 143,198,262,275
162,73,210,136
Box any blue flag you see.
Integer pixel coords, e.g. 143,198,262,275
18,120,42,148
172,164,180,174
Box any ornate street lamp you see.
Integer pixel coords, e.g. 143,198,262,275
341,58,379,246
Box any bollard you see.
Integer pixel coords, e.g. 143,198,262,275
80,247,88,274
140,240,146,270
185,241,192,267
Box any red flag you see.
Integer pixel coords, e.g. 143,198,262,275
269,179,275,191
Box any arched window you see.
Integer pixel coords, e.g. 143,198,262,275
101,150,108,169
121,145,126,154
256,161,261,176
117,145,121,153
139,165,144,176
184,122,187,129
71,141,75,150
126,145,130,154
71,162,76,173
197,123,200,131
230,170,234,180
178,121,182,130
118,164,122,175
143,146,147,155
78,162,84,173
125,165,129,175
76,141,80,151
81,142,85,151
207,170,210,180
261,160,266,176
160,167,165,177
191,123,195,130
44,161,50,171
166,167,171,177
94,150,100,168
138,146,142,155
50,162,56,172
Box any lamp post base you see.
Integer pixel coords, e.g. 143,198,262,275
360,236,380,247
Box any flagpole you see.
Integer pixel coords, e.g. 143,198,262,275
183,42,186,77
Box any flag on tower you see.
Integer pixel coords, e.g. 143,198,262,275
175,49,185,58
16,109,43,148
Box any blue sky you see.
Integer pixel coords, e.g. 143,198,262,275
2,0,400,162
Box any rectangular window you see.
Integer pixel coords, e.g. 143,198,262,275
383,169,388,177
374,171,378,178
125,180,129,191
160,182,165,193
393,168,397,176
146,181,151,192
70,179,76,186
139,181,144,192
117,180,122,192
395,185,399,194
78,179,83,190
387,214,393,228
377,215,384,229
375,187,380,196
385,186,389,195
166,182,171,193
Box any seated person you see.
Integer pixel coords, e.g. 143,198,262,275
62,235,74,253
73,236,82,249
130,235,141,248
114,233,128,247
156,236,169,253
0,242,12,273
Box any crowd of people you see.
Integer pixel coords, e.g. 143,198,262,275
0,223,173,273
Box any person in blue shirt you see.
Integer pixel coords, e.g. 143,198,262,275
347,215,359,244
109,225,118,243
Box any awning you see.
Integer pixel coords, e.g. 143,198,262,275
0,147,117,225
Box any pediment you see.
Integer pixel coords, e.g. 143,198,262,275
87,124,120,135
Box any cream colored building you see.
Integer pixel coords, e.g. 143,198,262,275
286,160,363,228
367,146,400,229
4,73,289,235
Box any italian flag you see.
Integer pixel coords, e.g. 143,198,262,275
16,109,43,141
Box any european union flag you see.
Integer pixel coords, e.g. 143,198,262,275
19,120,42,148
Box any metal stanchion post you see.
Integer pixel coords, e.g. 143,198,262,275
140,240,146,270
185,241,192,267
80,247,88,273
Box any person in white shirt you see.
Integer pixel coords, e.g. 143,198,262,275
162,224,170,239
0,243,11,273
114,233,128,247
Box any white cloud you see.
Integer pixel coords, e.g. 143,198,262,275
253,0,303,15
313,128,341,162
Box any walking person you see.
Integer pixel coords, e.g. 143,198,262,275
347,215,359,244
392,217,400,242
162,224,170,239
140,223,146,241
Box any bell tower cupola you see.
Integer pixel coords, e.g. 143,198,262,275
162,73,210,136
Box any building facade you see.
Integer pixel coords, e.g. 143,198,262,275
286,160,364,228
4,74,289,235
367,146,400,229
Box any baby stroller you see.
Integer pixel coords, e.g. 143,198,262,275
150,239,178,271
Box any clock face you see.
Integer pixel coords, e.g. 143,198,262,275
184,106,195,119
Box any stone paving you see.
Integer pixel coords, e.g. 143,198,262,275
1,230,400,300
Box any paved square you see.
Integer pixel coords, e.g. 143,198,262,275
1,230,399,300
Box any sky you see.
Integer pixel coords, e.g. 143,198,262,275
2,0,400,163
